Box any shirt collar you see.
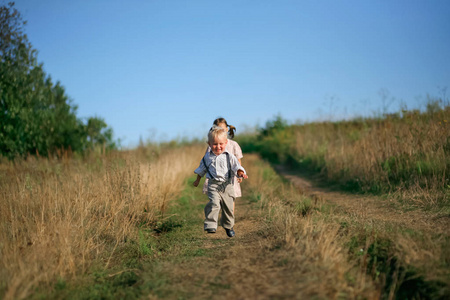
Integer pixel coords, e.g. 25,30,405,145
209,149,229,156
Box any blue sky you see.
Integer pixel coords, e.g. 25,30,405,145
13,0,450,146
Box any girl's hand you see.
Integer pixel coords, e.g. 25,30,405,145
193,179,200,187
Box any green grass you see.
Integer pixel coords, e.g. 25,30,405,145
345,227,449,299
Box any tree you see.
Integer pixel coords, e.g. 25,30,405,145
1,1,29,59
85,116,116,150
260,114,288,136
0,2,115,159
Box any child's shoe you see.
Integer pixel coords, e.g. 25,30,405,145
205,228,216,233
225,228,235,237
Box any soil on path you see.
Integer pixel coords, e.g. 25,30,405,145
274,165,450,236
154,198,299,300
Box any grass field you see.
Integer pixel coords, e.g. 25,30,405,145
1,104,449,299
238,102,450,211
0,144,203,299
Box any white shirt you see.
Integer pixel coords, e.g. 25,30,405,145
194,149,246,182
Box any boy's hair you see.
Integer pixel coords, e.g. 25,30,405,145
208,125,228,143
213,117,236,139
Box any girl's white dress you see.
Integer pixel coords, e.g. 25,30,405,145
202,139,243,197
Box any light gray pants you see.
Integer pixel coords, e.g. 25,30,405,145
204,180,235,230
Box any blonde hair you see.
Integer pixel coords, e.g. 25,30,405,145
213,117,236,139
208,125,228,143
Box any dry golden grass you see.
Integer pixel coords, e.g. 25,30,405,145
244,154,379,299
0,145,203,299
291,107,450,208
244,154,449,299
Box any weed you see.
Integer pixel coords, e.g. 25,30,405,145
138,230,153,256
153,219,184,234
249,192,261,203
54,278,66,291
294,198,312,217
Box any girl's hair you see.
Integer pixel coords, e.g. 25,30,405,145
208,125,227,143
213,117,236,139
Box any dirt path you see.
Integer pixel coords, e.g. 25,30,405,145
274,165,450,235
156,198,300,299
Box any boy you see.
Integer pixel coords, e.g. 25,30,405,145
193,126,248,237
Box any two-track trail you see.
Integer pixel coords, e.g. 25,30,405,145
274,165,450,235
149,193,301,299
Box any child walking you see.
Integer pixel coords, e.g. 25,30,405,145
193,126,248,237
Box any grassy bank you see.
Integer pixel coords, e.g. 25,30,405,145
243,154,449,299
238,103,450,210
0,144,203,299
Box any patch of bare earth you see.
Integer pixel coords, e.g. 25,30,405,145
274,165,450,235
149,199,306,300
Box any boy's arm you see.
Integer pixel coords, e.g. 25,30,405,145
237,169,248,179
193,156,207,187
193,174,202,187
237,159,243,182
229,154,248,179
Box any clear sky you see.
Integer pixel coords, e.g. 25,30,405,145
13,0,450,147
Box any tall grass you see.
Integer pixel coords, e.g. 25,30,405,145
244,154,449,299
0,144,203,299
239,103,450,209
243,154,379,298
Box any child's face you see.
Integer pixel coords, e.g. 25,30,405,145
209,135,228,155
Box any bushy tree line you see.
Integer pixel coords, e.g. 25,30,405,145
1,2,115,159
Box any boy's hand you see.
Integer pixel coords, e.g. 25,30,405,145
193,179,200,187
237,170,248,179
